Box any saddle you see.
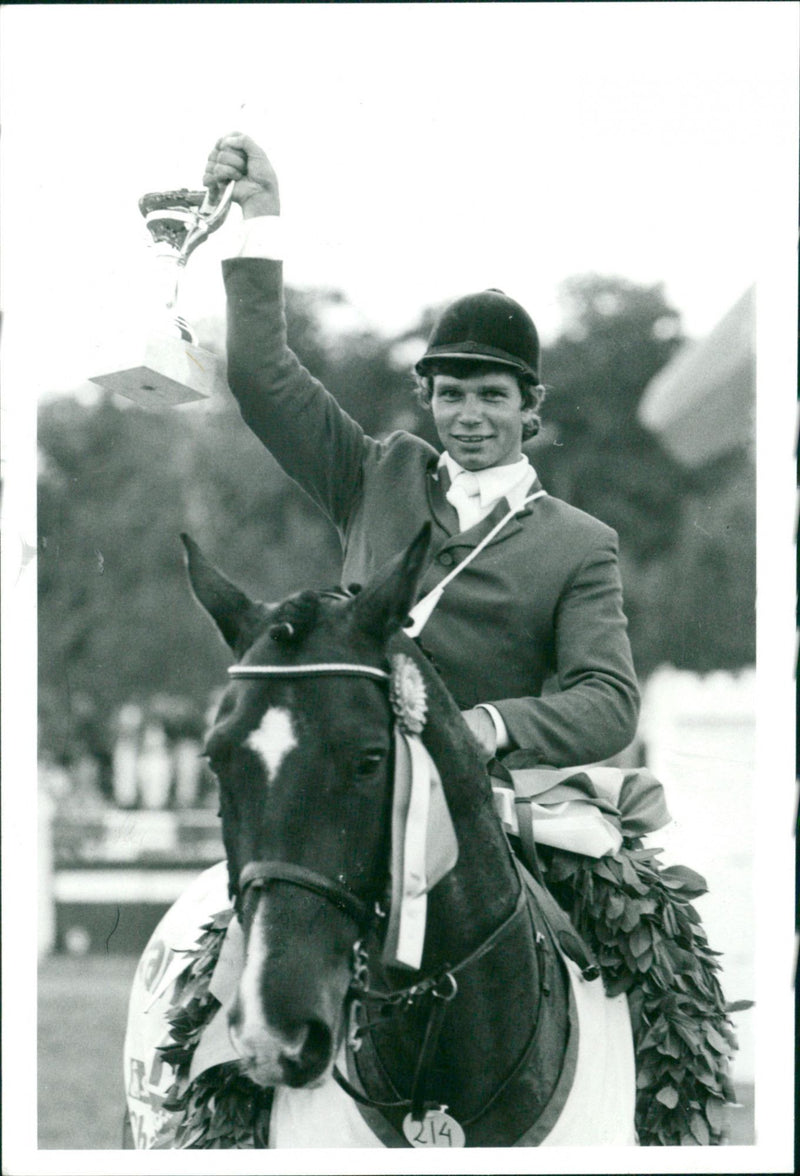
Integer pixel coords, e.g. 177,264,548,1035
490,762,670,978
489,763,740,1147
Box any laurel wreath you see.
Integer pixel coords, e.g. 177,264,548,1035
153,910,271,1149
152,844,743,1148
543,840,745,1145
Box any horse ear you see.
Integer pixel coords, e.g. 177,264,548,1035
181,534,269,655
351,523,432,641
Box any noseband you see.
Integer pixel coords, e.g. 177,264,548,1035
239,861,373,925
228,660,391,926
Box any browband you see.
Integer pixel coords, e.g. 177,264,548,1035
228,662,390,682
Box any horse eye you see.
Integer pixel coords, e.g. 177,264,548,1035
353,750,386,778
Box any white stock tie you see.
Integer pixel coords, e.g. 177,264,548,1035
446,471,484,531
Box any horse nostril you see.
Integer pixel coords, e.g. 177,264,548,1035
283,1019,332,1087
304,1019,332,1071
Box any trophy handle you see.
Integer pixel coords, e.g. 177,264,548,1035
177,181,236,267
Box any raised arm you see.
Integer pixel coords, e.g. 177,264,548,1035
204,133,374,531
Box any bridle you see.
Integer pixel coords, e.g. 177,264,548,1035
225,656,537,1124
228,659,391,927
339,878,537,1122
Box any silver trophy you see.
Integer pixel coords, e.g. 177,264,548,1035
91,182,235,407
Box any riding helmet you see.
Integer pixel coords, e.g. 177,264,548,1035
415,288,540,382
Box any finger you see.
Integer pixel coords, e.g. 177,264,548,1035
203,148,247,184
218,131,263,154
213,147,248,171
203,153,248,188
205,162,245,185
203,145,223,173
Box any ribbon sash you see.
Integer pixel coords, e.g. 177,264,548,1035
405,491,546,638
382,728,458,970
492,766,671,859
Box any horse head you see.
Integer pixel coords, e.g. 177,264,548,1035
182,526,433,1089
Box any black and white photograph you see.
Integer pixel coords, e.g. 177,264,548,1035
1,2,796,1173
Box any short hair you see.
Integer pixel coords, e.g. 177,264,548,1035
415,358,546,441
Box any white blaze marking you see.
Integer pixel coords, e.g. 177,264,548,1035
233,707,300,1064
237,898,271,1044
234,897,309,1068
245,707,298,783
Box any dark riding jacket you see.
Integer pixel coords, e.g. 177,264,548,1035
222,257,640,769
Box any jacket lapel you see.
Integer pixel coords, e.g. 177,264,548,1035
426,462,460,536
427,459,546,553
445,476,546,551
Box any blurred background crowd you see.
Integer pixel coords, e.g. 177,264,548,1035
38,691,215,814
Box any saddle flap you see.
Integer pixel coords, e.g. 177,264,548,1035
514,856,600,980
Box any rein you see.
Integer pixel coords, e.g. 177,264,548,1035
336,878,536,1121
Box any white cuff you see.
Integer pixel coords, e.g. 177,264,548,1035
227,215,285,260
477,704,510,752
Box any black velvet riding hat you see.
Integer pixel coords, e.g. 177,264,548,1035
415,288,540,382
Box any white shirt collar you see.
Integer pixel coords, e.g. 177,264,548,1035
439,451,536,509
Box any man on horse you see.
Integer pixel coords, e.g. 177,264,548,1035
202,132,640,774
122,139,738,1151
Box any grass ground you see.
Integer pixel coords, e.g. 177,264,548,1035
38,954,138,1149
37,952,754,1149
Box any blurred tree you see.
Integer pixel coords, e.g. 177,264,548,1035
525,275,754,677
39,395,229,758
657,451,756,672
285,287,433,442
529,275,688,562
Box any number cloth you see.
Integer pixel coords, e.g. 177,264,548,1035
124,863,231,1149
269,951,634,1147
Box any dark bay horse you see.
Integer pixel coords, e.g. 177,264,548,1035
124,526,635,1148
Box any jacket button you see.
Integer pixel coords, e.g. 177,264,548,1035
438,551,454,567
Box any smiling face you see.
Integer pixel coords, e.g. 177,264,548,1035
430,370,534,471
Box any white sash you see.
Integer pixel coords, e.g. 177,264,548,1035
405,491,545,637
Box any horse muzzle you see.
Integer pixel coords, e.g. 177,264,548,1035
228,1006,334,1088
228,874,360,1088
